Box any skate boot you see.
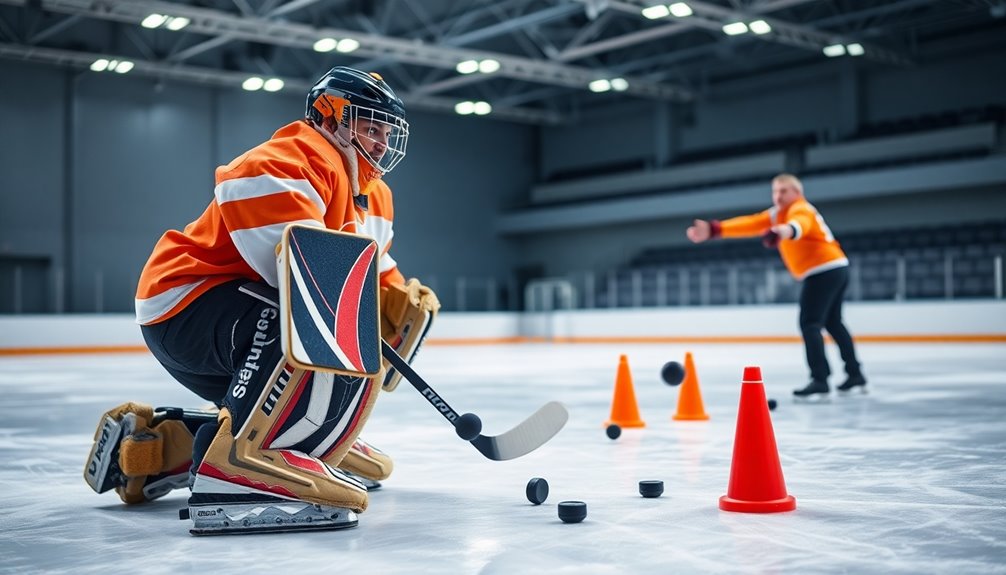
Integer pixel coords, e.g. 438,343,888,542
837,375,868,394
335,438,394,491
793,380,830,402
84,402,206,504
184,408,366,536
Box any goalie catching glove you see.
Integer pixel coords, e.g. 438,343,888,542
380,278,440,391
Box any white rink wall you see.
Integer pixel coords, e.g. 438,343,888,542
1,300,1004,351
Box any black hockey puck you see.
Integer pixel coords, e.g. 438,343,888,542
768,398,777,411
526,477,549,505
661,361,685,386
455,413,482,441
639,480,664,498
557,501,587,524
605,424,621,440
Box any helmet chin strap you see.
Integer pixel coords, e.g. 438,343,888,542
308,120,381,197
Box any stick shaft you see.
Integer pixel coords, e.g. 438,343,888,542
381,340,463,429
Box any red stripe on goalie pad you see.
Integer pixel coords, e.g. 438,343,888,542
197,462,298,499
279,450,327,475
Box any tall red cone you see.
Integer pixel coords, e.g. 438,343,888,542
719,366,796,513
672,352,709,421
604,355,646,428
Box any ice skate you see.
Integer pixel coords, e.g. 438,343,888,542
185,408,365,535
84,402,201,504
793,380,830,402
837,375,868,394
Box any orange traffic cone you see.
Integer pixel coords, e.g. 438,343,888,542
719,366,796,513
672,352,709,421
604,355,645,428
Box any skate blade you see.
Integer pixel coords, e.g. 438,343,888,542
838,387,868,395
184,500,358,536
343,471,381,491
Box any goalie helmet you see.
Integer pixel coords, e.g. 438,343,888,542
306,66,409,175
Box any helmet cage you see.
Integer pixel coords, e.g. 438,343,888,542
340,104,409,175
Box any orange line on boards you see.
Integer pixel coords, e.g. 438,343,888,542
1,334,1005,355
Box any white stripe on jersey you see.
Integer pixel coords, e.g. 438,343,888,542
790,220,803,240
214,174,326,215
135,279,206,324
357,215,397,274
230,219,323,287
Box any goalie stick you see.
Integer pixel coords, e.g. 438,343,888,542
381,340,568,461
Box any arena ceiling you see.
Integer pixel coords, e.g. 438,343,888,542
0,0,1002,124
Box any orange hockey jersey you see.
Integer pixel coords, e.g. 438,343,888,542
135,120,405,325
719,197,848,280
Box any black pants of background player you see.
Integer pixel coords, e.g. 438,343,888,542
799,266,863,384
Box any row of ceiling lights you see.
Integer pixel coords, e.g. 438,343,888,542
643,2,772,36
641,2,868,57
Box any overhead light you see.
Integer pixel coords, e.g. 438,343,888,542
641,5,670,19
90,58,110,72
165,16,189,31
823,43,846,57
610,78,629,91
478,59,500,74
668,3,693,18
589,79,611,93
455,101,476,115
473,101,492,115
313,38,337,52
141,14,167,29
113,61,134,74
846,43,865,56
456,59,479,74
749,20,771,35
242,77,264,91
336,38,359,53
722,22,748,36
263,78,284,92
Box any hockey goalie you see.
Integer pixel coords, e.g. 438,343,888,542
83,67,438,535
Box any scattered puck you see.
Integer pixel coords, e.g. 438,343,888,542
526,477,549,505
605,424,621,440
639,480,664,498
768,398,777,411
557,501,587,524
661,361,685,386
455,412,482,441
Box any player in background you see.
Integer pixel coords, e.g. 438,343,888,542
83,67,438,531
686,173,867,399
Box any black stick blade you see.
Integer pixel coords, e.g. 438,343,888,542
470,401,568,461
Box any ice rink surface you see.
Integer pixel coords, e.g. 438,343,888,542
1,342,1004,574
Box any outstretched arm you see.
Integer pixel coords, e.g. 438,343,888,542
686,219,716,243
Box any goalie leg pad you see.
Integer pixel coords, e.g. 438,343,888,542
336,438,394,483
186,410,360,535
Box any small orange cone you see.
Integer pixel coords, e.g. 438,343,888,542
604,355,646,428
672,352,709,421
719,366,796,513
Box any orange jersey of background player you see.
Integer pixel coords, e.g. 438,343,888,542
719,197,848,280
135,120,405,325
